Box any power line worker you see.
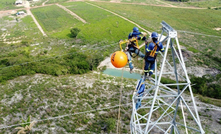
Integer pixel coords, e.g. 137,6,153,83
136,77,145,109
126,27,147,73
144,32,164,80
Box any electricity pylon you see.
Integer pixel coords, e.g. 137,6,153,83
130,21,204,134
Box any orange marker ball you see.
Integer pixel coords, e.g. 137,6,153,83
111,51,128,68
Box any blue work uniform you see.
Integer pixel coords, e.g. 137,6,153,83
144,42,164,76
127,32,146,70
136,78,145,109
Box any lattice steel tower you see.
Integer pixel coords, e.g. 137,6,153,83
130,21,204,134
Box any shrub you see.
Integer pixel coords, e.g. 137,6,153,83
70,28,81,38
103,118,116,132
21,40,29,46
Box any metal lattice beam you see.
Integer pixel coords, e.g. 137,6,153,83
130,21,204,134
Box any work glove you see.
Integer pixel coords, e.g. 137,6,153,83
145,37,152,43
119,39,123,44
141,32,147,37
124,46,128,51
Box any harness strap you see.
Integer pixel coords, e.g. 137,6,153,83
149,42,160,59
149,44,157,57
128,48,139,58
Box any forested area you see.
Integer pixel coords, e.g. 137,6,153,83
191,74,221,99
0,49,103,83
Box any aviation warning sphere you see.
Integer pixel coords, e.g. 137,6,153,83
111,51,128,68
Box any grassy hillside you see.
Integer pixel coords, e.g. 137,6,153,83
0,73,221,133
0,15,43,62
0,15,42,40
0,0,21,10
0,73,135,133
185,0,221,8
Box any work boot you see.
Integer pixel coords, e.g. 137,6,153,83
147,75,152,81
147,76,151,81
143,74,147,81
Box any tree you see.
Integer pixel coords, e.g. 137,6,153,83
70,28,81,38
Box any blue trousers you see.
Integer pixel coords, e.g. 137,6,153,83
127,47,145,70
144,60,155,76
136,94,143,109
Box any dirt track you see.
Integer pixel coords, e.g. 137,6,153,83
26,9,47,37
42,0,49,6
56,3,87,24
24,1,47,37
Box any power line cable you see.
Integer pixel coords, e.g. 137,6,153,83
177,30,221,38
0,103,131,130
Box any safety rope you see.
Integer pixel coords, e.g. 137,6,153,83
143,43,146,74
0,103,131,130
116,67,124,133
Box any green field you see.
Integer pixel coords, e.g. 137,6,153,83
90,1,221,35
61,2,142,44
185,0,221,8
98,0,182,7
46,0,69,4
31,5,82,38
121,0,163,4
0,0,21,10
20,15,44,38
97,0,221,8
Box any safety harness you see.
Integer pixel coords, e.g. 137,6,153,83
149,42,159,58
128,39,140,58
119,37,140,58
146,42,159,58
145,42,159,63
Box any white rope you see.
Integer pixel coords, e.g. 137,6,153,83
116,67,124,133
0,103,131,130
